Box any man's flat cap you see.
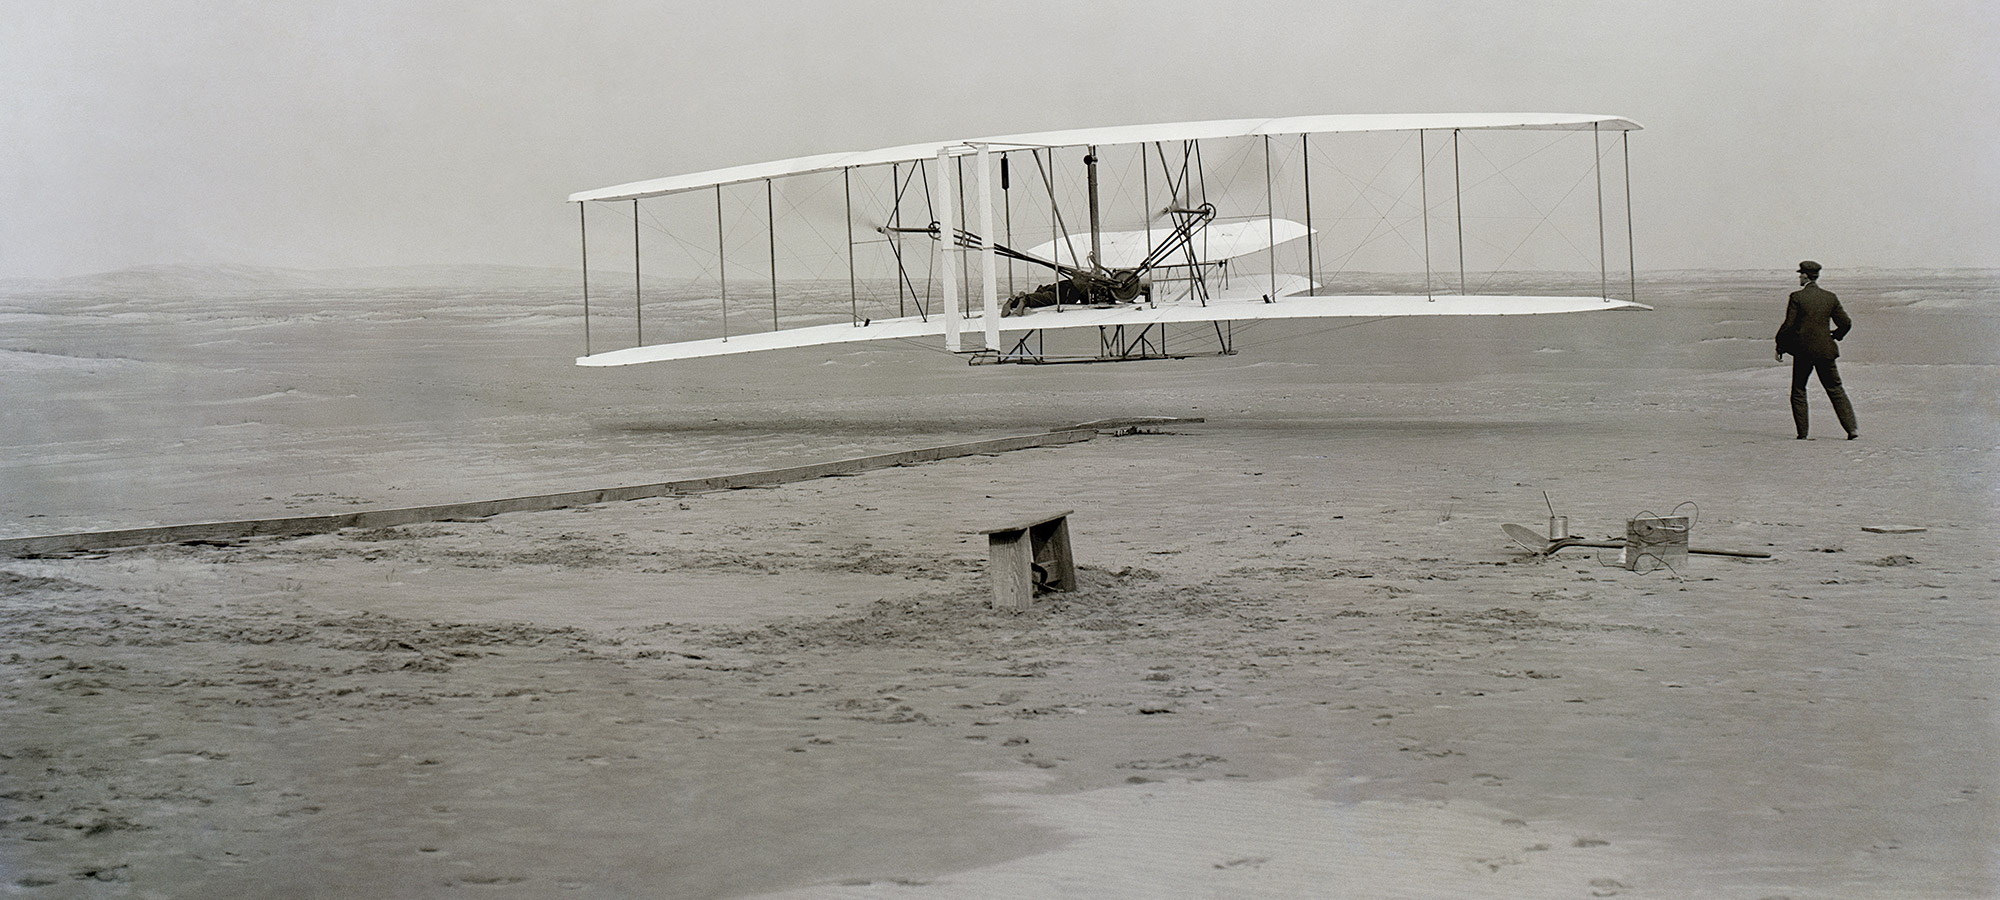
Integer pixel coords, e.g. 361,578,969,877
1797,260,1822,275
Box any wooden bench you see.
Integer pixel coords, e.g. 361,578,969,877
978,510,1076,610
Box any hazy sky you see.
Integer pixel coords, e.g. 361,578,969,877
4,0,1995,279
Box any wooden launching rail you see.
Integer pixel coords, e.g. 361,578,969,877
1,429,1098,557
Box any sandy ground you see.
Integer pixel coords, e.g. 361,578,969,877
2,269,1996,898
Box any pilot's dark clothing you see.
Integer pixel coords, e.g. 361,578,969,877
1776,281,1857,439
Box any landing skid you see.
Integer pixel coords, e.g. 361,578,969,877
968,350,1228,366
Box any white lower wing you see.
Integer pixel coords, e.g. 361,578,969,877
576,291,1649,366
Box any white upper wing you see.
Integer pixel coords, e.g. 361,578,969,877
571,114,1642,203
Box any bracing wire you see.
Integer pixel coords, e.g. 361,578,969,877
1458,133,1604,291
1599,500,1700,579
1307,132,1430,277
588,126,1644,365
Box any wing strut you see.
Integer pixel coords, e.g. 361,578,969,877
1302,133,1314,290
1594,122,1607,304
1419,130,1432,302
1453,130,1466,295
1624,133,1638,305
976,144,1000,353
633,199,644,343
715,186,728,340
844,167,857,325
1263,135,1276,300
766,179,778,330
579,202,590,356
936,145,960,352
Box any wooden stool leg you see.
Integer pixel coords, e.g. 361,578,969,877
988,531,1034,610
1034,518,1075,592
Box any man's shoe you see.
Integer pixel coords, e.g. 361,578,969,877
1847,432,1859,440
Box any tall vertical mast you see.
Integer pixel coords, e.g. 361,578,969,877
1002,154,1015,297
1085,145,1102,272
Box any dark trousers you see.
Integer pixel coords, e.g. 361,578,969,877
1791,355,1858,438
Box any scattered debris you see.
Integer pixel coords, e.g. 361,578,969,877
1504,496,1769,564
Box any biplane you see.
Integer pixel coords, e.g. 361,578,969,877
568,113,1647,367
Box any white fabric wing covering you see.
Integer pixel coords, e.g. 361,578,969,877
575,293,1650,366
570,113,1642,203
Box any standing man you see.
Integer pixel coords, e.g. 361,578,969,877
1775,260,1858,440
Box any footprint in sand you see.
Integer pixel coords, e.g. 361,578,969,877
1115,753,1226,770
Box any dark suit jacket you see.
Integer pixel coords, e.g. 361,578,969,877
1777,282,1851,359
